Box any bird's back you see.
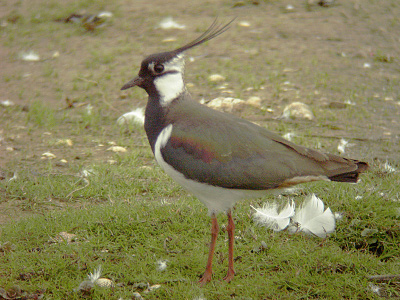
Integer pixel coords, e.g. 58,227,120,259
159,92,367,191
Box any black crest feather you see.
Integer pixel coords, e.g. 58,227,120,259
174,18,236,54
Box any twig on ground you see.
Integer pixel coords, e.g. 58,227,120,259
367,274,400,282
66,178,90,199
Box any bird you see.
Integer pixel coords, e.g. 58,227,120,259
121,19,368,285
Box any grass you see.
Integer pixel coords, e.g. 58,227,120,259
26,100,57,128
1,154,399,299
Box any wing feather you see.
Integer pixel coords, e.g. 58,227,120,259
160,97,364,190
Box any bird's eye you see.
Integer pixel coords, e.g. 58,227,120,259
153,63,164,73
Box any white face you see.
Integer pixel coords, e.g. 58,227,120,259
151,54,186,107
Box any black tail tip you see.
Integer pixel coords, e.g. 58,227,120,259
329,161,369,183
356,161,369,173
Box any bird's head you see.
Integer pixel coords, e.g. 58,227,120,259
121,19,234,106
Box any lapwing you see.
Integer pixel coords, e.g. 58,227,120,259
121,20,368,285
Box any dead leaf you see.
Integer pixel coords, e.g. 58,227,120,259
49,232,78,244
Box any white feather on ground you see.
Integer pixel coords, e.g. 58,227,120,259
87,266,114,288
19,50,40,61
156,259,168,271
158,17,186,30
253,194,336,238
88,266,102,283
382,161,397,173
251,201,295,231
337,138,348,154
117,107,145,125
288,194,336,238
282,132,296,142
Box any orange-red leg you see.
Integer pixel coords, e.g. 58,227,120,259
198,214,219,286
223,210,235,282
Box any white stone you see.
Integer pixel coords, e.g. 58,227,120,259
281,102,314,120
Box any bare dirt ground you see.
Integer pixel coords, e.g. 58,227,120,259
1,0,399,224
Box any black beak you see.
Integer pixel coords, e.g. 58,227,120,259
121,76,144,90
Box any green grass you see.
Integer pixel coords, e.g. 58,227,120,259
1,160,399,299
26,100,58,128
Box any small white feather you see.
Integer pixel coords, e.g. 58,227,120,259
156,259,168,271
97,11,113,18
251,200,295,231
337,138,348,154
0,100,14,107
88,266,102,283
117,108,145,125
86,104,93,115
334,212,344,221
282,132,295,141
382,161,397,173
288,194,335,238
8,173,18,182
158,17,186,30
87,266,114,288
20,50,40,61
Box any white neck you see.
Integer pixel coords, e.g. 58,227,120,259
154,72,185,106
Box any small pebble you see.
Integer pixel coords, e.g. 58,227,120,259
238,21,251,27
246,96,261,108
20,51,40,61
107,146,127,153
286,4,294,10
95,278,115,288
42,152,56,159
0,100,14,107
281,102,314,120
208,74,226,82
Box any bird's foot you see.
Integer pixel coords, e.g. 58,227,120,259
198,271,212,286
223,269,235,283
